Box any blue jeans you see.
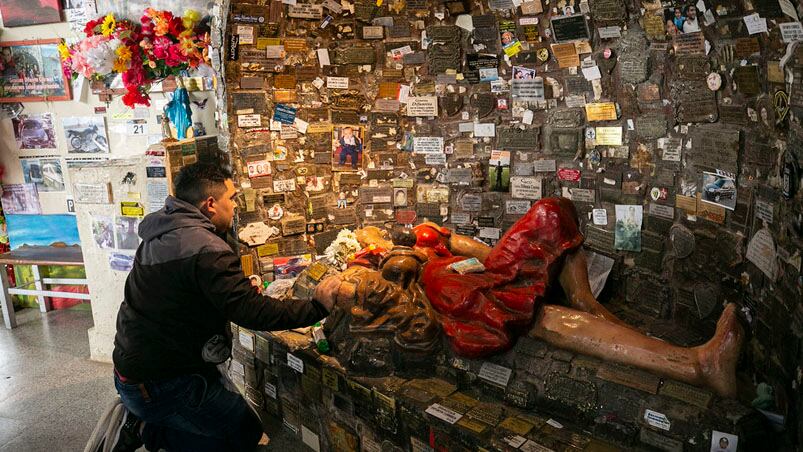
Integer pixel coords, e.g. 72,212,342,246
114,371,263,452
339,147,359,168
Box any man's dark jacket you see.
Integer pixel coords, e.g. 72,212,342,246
113,196,328,381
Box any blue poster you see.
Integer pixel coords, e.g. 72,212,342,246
6,214,80,250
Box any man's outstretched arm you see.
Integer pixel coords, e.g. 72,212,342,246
195,251,338,331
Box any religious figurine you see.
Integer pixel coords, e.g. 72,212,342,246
321,197,745,397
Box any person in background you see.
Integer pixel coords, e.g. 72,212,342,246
683,5,701,33
672,7,685,32
108,163,339,452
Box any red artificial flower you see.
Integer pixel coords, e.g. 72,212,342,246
140,15,154,37
168,17,185,37
122,64,147,87
122,86,150,107
84,18,102,37
164,44,186,67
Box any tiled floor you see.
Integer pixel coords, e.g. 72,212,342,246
0,307,299,452
0,307,116,452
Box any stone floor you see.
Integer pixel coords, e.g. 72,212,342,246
0,307,299,452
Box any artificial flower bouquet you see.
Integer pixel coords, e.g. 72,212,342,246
58,9,210,108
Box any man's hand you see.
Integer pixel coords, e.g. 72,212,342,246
314,275,341,312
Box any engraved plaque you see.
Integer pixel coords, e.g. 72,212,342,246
639,428,683,452
497,127,540,150
643,13,665,40
688,126,740,174
671,80,718,123
543,372,597,415
674,55,710,80
274,75,297,89
619,55,649,84
551,15,590,43
733,65,761,96
636,113,667,139
585,225,615,253
589,0,626,24
659,380,712,409
672,32,705,55
334,47,377,65
596,364,660,394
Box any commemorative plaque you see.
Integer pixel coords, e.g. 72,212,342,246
551,15,590,43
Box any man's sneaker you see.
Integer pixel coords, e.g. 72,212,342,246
109,408,144,452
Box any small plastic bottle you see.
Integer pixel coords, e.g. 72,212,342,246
312,321,329,353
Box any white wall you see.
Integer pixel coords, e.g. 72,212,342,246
0,14,219,362
0,21,218,214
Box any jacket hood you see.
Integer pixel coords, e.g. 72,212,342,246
138,196,216,241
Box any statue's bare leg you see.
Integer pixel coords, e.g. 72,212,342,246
530,303,744,397
558,249,631,328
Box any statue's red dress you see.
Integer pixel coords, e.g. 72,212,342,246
414,197,584,358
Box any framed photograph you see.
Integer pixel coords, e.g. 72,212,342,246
332,125,364,171
12,113,56,149
62,117,110,153
0,39,72,102
700,171,737,211
0,0,61,27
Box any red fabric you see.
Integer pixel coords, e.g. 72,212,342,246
49,285,89,310
417,197,584,358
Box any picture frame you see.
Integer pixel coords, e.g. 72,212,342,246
0,39,73,103
0,0,61,27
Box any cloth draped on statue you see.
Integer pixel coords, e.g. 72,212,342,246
415,197,584,358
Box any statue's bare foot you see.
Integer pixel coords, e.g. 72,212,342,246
696,304,744,398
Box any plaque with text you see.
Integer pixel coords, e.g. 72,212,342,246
551,15,590,43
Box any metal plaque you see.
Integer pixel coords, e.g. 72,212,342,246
636,113,667,139
596,364,660,394
688,126,740,173
497,127,540,150
658,380,712,409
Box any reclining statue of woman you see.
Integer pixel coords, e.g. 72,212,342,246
321,197,744,397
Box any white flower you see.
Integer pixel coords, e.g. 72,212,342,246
84,38,121,75
324,229,361,270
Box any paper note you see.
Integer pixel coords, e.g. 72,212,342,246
316,48,330,66
743,13,768,35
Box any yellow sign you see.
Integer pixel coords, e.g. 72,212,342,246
257,243,279,257
595,126,623,146
585,102,618,121
120,201,144,217
306,122,333,134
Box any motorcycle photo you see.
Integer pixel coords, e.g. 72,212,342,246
66,124,109,153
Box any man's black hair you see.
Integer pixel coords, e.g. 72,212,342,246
173,163,233,207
